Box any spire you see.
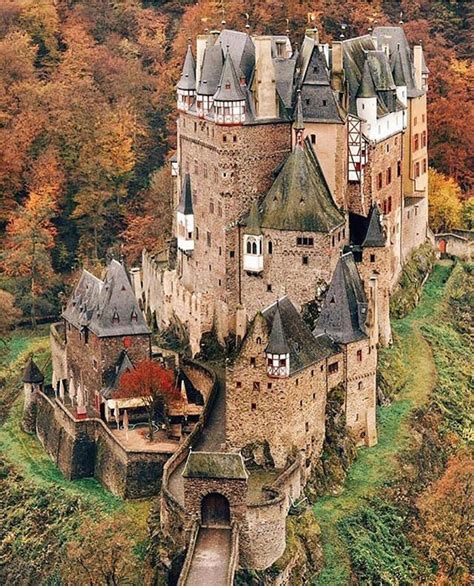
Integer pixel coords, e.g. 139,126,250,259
391,48,405,86
178,173,193,215
22,356,44,384
357,59,376,98
177,42,196,91
265,303,290,355
362,205,386,247
245,201,262,235
213,48,245,102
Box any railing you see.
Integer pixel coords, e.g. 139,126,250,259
177,521,200,586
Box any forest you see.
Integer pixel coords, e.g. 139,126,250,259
0,0,472,328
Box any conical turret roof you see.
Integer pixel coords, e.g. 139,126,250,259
213,49,245,102
391,48,406,86
362,205,386,247
260,137,344,233
265,303,290,355
178,173,193,215
177,43,196,91
23,357,44,384
245,201,262,235
357,59,376,98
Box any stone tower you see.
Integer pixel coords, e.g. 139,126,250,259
22,356,44,434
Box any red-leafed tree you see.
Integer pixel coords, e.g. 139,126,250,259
116,360,180,441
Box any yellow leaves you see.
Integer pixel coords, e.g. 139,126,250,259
428,168,462,233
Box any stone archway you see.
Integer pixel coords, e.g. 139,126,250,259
201,492,231,528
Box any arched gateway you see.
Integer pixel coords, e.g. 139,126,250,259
201,492,231,527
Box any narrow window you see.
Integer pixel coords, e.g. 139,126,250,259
370,253,376,263
251,403,256,411
268,241,273,255
397,160,401,177
250,357,256,367
267,284,272,292
386,167,392,185
253,382,260,391
305,422,309,432
377,172,383,190
223,135,227,142
267,382,272,390
311,134,316,144
358,381,362,390
302,256,309,265
357,349,362,362
230,250,235,258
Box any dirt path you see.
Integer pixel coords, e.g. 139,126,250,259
313,262,452,585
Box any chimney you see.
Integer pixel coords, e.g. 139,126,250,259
196,34,213,88
253,36,277,119
331,41,344,92
413,44,423,90
305,27,319,45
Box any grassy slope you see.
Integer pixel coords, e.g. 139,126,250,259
313,262,453,585
0,327,151,581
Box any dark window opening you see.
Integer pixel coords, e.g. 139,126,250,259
253,381,260,391
251,403,256,411
267,284,272,292
329,362,338,374
370,253,376,263
302,256,309,265
250,357,256,366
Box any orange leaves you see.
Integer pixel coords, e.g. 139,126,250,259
116,359,179,405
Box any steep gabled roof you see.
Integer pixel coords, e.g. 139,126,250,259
177,43,196,91
362,206,386,247
372,27,424,98
357,59,376,98
64,261,150,338
213,50,245,102
391,48,406,86
23,357,44,384
177,173,193,215
260,137,344,233
299,46,344,123
218,29,255,82
293,90,304,130
197,42,223,96
262,296,339,374
313,253,368,344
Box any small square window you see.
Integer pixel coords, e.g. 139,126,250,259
311,134,316,145
251,402,257,411
230,250,235,258
253,381,260,391
223,135,227,142
267,382,272,390
302,256,309,265
370,254,376,263
233,135,237,143
236,381,242,388
250,357,256,367
267,284,272,292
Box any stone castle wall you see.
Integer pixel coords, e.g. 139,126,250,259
403,197,429,261
226,314,344,469
35,391,169,498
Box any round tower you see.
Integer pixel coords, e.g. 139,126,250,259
21,356,44,434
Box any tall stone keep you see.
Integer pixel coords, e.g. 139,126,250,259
22,356,44,434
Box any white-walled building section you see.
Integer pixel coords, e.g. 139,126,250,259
177,210,194,252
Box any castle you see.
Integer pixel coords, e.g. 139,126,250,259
25,24,429,583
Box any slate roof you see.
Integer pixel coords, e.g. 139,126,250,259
313,253,368,344
260,137,345,233
372,27,424,98
102,350,134,399
293,90,304,130
177,43,196,91
213,50,245,102
183,451,248,480
299,46,344,123
391,48,405,87
23,357,44,384
262,296,339,374
274,56,297,111
178,173,193,215
357,59,377,98
198,42,223,96
362,206,386,247
218,29,255,83
63,260,150,338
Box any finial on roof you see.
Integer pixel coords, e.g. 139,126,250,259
286,18,290,35
293,89,305,147
244,12,250,30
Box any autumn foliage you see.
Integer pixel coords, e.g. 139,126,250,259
116,360,180,440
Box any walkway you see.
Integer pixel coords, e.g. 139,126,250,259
184,527,232,586
168,363,227,506
313,262,453,585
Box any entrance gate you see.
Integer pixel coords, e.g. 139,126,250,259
201,493,231,527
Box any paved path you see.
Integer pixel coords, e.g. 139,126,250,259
185,527,232,586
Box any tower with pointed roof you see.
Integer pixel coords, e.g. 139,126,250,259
177,173,194,253
22,356,44,433
177,42,196,112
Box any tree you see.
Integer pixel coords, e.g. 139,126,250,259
0,290,21,353
62,517,140,586
428,168,462,232
414,453,473,584
1,186,59,328
116,360,180,441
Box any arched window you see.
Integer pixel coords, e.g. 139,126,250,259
251,241,257,254
246,240,252,254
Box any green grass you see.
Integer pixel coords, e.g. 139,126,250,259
313,262,454,585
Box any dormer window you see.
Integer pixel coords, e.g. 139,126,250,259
112,310,120,324
131,309,138,322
